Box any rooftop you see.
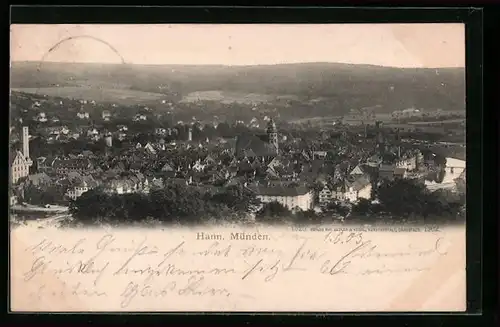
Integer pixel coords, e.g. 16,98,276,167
249,186,310,197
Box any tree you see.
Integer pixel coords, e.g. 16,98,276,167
256,201,291,222
22,183,66,206
326,201,350,218
434,154,447,167
352,198,372,215
377,179,432,218
209,185,260,213
69,188,114,224
149,184,205,223
295,209,321,223
435,168,446,183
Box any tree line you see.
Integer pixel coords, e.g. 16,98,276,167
67,177,465,226
69,184,261,226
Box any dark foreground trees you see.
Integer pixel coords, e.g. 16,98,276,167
69,183,261,226
374,178,465,221
68,178,465,226
255,201,291,223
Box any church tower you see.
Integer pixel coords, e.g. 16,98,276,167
267,118,279,153
22,126,33,167
375,121,386,154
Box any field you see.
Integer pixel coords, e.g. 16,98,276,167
11,86,168,105
179,90,300,105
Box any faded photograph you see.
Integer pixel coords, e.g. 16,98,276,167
9,24,467,312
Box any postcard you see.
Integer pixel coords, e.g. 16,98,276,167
9,23,466,312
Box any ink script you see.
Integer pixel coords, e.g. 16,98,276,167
10,225,466,312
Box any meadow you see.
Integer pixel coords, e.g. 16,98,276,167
11,86,168,105
179,90,299,105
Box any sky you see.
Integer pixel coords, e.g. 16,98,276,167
10,24,465,68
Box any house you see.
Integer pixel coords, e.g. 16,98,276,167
234,121,279,159
161,162,175,172
319,185,333,206
10,151,31,184
36,156,57,174
66,177,98,200
331,175,372,203
102,110,112,121
251,186,314,211
366,154,382,167
53,158,94,175
155,128,167,136
312,151,327,159
86,128,99,137
77,111,90,119
45,126,70,136
36,112,48,122
192,160,206,172
10,127,33,184
144,143,157,155
10,194,18,206
202,155,217,166
117,125,128,132
349,164,365,177
395,155,417,171
104,173,148,195
117,132,127,141
133,114,147,121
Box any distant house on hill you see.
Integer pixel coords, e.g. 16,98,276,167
77,111,90,119
102,110,112,121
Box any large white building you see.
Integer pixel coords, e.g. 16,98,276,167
252,186,313,211
10,126,33,184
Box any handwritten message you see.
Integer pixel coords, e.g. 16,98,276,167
10,225,466,312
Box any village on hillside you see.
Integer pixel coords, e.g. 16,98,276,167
9,89,466,226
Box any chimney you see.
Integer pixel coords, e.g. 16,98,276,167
22,126,29,159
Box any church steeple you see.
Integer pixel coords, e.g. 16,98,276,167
267,118,279,153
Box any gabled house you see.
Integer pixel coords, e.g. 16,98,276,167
192,160,206,173
117,125,128,132
202,155,217,166
10,151,31,184
133,114,147,121
319,185,333,206
77,111,90,119
331,175,372,203
144,143,157,155
65,176,98,200
349,164,365,177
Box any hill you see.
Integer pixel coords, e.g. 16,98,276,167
10,61,465,116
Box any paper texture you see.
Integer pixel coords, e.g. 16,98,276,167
9,23,466,312
10,225,466,312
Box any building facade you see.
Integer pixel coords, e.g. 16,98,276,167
10,126,33,184
253,186,313,211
